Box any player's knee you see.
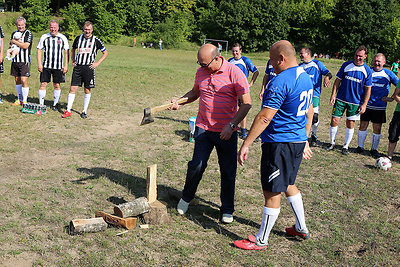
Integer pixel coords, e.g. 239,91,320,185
312,113,318,124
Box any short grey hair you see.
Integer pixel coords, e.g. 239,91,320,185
15,17,26,25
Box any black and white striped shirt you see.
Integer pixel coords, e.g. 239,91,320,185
37,33,69,70
72,35,106,66
0,25,4,39
11,30,33,63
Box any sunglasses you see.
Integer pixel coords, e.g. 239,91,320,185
197,56,216,68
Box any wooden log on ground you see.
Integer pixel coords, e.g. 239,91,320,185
69,217,107,235
114,197,150,218
95,211,137,230
147,164,157,203
142,200,170,225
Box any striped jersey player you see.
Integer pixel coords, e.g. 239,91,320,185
62,21,108,119
37,20,70,109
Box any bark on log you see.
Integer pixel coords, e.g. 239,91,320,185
114,197,150,218
69,217,107,235
95,211,137,230
142,200,170,225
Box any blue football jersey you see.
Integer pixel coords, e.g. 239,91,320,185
299,59,330,98
368,68,399,110
228,56,258,78
261,66,313,143
336,61,373,105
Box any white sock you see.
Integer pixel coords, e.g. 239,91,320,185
371,133,381,151
312,121,319,136
357,130,367,149
287,192,308,233
343,128,354,149
329,125,338,145
67,93,76,112
22,87,29,103
255,207,280,245
53,89,61,105
83,93,91,113
16,84,23,102
38,90,46,105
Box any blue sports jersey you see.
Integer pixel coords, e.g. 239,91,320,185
299,59,330,98
261,66,313,143
264,59,277,84
336,61,373,105
228,56,258,78
368,68,399,110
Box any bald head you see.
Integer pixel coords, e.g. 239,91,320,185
197,44,222,73
269,40,297,74
198,44,219,60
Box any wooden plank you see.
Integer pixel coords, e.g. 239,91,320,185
147,164,157,203
69,217,107,235
95,211,137,230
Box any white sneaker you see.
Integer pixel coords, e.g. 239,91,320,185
221,213,233,223
177,198,189,215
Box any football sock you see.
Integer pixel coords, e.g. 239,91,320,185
312,121,319,136
16,84,23,102
53,89,61,105
329,125,338,144
357,130,367,148
67,93,75,112
343,127,354,149
38,90,46,106
83,93,91,113
255,207,280,245
371,133,381,151
22,87,29,103
287,192,308,233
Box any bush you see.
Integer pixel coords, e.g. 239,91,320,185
60,3,86,41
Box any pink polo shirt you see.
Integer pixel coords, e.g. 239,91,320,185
193,57,250,132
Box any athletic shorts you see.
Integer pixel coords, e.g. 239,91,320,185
71,65,95,88
388,111,400,143
332,99,360,120
10,62,30,77
260,142,305,193
360,108,386,124
312,96,320,109
40,68,65,83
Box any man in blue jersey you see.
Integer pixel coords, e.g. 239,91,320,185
355,53,399,157
299,47,333,146
327,45,372,155
259,59,276,100
229,43,259,139
234,40,314,250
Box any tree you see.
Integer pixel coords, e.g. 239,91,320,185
21,0,52,32
124,0,153,36
60,2,86,40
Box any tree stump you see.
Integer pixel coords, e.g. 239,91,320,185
142,200,170,225
114,197,150,218
69,217,107,235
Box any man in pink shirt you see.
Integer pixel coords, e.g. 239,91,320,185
171,43,252,223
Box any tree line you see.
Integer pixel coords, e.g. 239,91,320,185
4,0,400,61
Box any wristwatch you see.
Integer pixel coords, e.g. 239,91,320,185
229,122,236,130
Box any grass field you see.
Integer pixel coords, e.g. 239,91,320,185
0,15,400,267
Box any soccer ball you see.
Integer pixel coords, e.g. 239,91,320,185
375,157,391,171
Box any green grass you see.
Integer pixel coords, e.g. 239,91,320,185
0,11,400,267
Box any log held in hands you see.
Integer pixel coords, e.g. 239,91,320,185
114,197,150,218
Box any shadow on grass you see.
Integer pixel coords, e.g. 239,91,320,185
74,167,267,241
154,116,189,125
1,93,66,113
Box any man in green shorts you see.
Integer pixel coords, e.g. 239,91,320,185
391,59,399,77
327,46,372,155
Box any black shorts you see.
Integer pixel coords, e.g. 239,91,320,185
260,142,305,193
71,65,95,88
388,111,400,143
10,62,30,77
360,108,386,124
40,68,65,83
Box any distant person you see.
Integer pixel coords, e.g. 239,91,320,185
387,86,400,159
327,45,372,155
391,59,399,77
5,31,22,60
218,42,222,53
37,20,69,110
10,17,33,106
234,40,313,250
259,59,276,100
356,53,398,157
159,38,162,50
133,36,136,47
0,24,4,104
62,21,108,119
299,47,332,146
170,43,251,224
228,43,259,139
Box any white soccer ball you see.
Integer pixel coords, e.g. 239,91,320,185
375,157,392,171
